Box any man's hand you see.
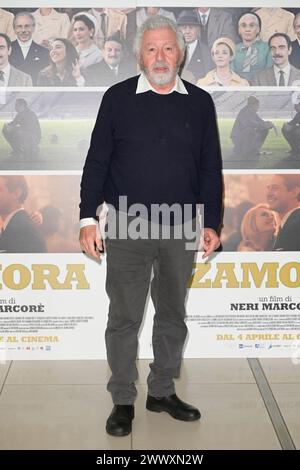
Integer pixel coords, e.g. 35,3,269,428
72,58,83,80
200,228,220,259
79,225,103,260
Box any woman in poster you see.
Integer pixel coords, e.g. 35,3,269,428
37,38,79,86
197,37,249,87
238,203,279,251
71,13,103,70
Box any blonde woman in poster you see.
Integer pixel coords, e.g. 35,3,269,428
238,203,279,251
197,37,249,87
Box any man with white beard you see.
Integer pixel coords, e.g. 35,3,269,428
79,15,222,437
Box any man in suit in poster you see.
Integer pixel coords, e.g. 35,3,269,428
0,33,32,86
267,174,300,251
87,8,127,50
251,33,300,86
9,11,49,85
83,35,136,87
194,6,238,50
177,10,212,83
0,175,47,253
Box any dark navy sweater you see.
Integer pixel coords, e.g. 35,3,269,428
80,75,223,232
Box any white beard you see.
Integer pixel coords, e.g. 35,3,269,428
147,68,176,85
141,59,180,87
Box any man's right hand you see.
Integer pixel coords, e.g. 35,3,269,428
79,225,103,260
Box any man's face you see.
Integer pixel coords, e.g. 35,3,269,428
179,24,200,44
0,177,14,217
270,36,291,67
266,176,297,213
294,16,300,40
238,15,260,43
14,15,35,43
0,37,11,68
103,41,123,66
139,27,183,86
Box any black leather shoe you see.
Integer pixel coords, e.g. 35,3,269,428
106,405,134,436
146,393,201,421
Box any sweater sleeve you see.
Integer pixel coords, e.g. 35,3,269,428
79,89,115,220
198,94,223,233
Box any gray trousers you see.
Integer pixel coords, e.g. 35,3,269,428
104,221,197,405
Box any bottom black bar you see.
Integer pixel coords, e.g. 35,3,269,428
0,450,298,466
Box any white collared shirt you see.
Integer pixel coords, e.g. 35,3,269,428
0,62,11,87
17,38,32,59
108,63,119,75
136,72,188,95
80,73,189,228
274,63,291,86
280,206,300,228
184,39,198,66
198,8,210,25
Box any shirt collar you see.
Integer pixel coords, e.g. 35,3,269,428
199,9,210,19
0,62,10,75
280,206,300,228
187,39,198,54
274,63,291,74
17,38,32,48
108,63,119,72
241,38,259,49
136,72,188,95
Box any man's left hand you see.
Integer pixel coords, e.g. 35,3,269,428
200,228,220,259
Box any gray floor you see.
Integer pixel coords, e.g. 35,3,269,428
0,358,299,450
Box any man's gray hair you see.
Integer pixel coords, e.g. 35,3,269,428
13,11,36,28
133,15,186,57
238,12,260,27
